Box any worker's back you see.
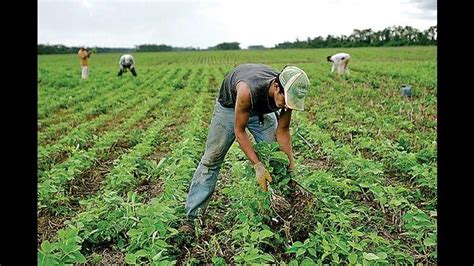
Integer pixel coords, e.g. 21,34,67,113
120,54,134,66
328,52,351,74
330,53,350,64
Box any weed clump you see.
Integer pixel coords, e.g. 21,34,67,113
254,142,317,241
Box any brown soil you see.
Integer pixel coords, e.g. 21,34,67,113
37,212,69,245
40,110,132,172
174,171,234,265
359,148,382,161
95,110,131,134
86,112,101,122
98,248,125,265
69,140,132,198
303,157,331,170
51,150,71,168
134,178,164,203
81,245,125,265
69,162,110,198
268,180,318,243
40,108,72,128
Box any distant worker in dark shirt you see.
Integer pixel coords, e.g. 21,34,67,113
117,54,137,77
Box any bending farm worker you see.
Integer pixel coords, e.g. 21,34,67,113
78,47,93,79
327,52,351,74
117,54,137,77
180,64,310,232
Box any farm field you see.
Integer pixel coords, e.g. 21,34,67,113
37,46,437,265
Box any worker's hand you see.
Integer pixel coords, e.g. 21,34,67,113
254,162,272,192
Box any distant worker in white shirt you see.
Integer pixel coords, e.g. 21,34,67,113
327,52,351,74
118,54,137,77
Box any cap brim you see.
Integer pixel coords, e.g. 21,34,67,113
283,72,305,111
284,91,304,111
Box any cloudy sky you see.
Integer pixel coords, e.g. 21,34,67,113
38,0,437,49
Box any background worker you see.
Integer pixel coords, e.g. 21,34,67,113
118,54,137,77
78,47,93,79
327,52,351,74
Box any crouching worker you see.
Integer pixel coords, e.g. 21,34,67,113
179,63,310,233
327,52,351,75
117,54,137,77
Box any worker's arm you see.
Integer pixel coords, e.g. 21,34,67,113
235,82,273,191
234,82,260,165
344,59,350,70
276,108,294,169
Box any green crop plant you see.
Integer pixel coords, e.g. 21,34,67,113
37,47,436,264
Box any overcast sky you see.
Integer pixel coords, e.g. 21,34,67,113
38,0,437,49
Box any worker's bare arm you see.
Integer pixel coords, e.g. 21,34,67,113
235,81,260,165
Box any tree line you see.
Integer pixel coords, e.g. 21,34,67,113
37,44,199,54
38,25,436,54
37,44,135,55
134,44,200,52
275,25,437,49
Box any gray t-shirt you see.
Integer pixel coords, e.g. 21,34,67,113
218,64,280,114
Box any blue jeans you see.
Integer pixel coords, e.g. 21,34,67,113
185,100,278,219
